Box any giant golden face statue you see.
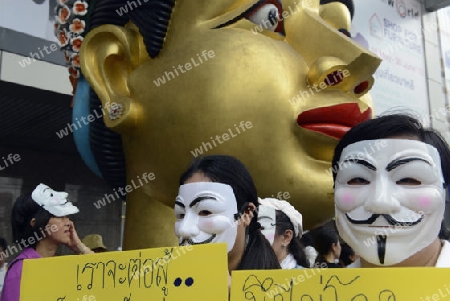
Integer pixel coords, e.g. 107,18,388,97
77,0,381,249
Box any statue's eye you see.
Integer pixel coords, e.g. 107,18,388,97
245,1,284,33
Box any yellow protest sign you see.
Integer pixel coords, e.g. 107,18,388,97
20,243,228,301
230,266,450,301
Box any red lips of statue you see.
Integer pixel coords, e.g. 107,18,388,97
297,104,372,140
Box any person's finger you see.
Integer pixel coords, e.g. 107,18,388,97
70,222,78,234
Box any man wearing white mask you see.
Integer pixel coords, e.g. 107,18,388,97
331,113,450,267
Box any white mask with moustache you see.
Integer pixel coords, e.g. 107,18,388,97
174,182,238,252
334,139,445,266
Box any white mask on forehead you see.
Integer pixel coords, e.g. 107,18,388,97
174,182,238,252
32,184,79,217
334,139,445,266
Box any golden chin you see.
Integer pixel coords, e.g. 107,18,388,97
80,0,381,249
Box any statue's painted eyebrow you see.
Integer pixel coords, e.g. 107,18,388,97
343,159,376,171
215,0,262,29
386,158,430,172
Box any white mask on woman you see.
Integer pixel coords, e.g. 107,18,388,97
334,139,445,266
174,182,238,252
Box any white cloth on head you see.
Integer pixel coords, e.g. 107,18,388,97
258,198,303,237
280,253,298,269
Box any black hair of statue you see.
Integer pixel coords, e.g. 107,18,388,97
87,0,176,58
85,0,176,189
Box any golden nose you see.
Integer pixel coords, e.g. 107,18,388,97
284,1,381,95
307,55,375,97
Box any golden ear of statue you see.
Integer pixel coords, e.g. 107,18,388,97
80,23,147,133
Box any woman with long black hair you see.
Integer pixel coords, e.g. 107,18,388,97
1,184,93,301
175,155,280,272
